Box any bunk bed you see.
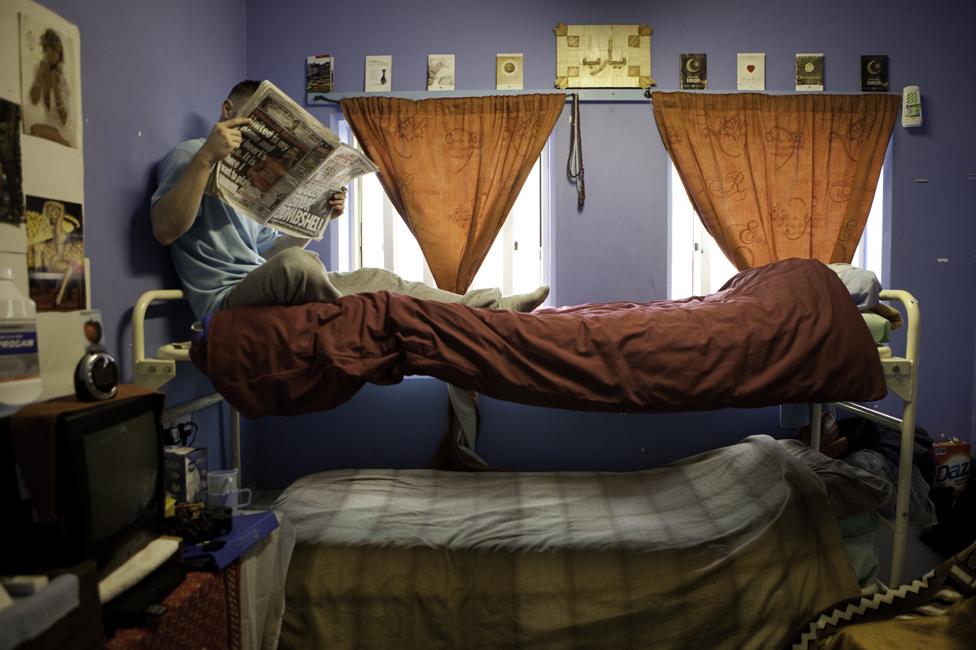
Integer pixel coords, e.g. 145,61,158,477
133,257,921,647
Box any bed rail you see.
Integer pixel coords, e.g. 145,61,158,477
132,289,242,472
133,289,185,389
835,289,920,587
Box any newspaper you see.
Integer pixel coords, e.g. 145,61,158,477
208,80,377,239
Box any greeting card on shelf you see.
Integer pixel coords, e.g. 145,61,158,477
679,53,707,90
860,55,888,92
737,53,765,91
427,54,455,91
496,53,524,90
795,53,825,92
306,54,333,105
365,55,392,92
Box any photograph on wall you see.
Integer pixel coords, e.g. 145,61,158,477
19,13,79,149
554,23,654,89
25,194,85,311
427,54,455,91
365,55,392,92
679,53,707,90
795,53,825,92
306,54,334,105
496,53,524,90
0,99,24,225
860,55,888,92
737,52,765,91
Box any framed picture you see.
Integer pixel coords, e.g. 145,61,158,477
554,23,654,89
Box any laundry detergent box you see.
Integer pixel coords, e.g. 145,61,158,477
164,446,208,504
932,437,971,499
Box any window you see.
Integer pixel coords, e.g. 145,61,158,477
334,119,549,297
668,162,886,298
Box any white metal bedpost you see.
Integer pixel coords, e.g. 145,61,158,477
133,289,242,474
836,290,920,587
884,290,920,587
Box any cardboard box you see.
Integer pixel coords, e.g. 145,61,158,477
932,438,971,498
164,447,207,504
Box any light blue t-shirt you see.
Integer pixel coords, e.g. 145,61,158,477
151,139,279,318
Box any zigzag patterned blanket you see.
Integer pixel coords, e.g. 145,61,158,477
791,541,976,649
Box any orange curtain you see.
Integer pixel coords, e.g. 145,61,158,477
341,94,564,293
652,92,898,269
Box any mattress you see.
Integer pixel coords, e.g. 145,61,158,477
274,436,863,649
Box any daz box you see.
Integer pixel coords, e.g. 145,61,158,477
164,447,208,504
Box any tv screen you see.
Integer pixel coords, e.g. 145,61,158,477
82,410,160,543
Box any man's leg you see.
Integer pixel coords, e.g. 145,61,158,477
330,268,549,312
223,251,549,312
327,267,501,308
222,247,340,309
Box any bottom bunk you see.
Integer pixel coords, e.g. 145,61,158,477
270,435,889,650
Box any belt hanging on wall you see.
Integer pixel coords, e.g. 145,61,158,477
566,93,585,210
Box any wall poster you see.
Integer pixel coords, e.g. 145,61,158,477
19,13,80,148
0,99,24,225
25,194,85,311
554,23,654,89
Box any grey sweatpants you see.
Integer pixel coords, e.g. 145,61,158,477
222,247,501,310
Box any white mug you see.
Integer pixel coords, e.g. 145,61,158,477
207,488,252,513
206,468,251,513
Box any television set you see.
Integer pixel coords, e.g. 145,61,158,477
1,390,165,577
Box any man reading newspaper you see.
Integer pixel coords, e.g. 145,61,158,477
151,80,548,319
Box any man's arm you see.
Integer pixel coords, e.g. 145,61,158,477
151,117,250,245
264,188,347,258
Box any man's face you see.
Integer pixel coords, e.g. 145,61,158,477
222,99,238,120
222,91,254,120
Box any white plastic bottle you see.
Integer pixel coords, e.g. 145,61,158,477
0,267,41,416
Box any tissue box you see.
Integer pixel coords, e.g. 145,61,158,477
164,447,207,504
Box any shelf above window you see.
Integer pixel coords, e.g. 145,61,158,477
316,89,651,103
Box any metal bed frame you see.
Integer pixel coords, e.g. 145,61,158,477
132,289,243,472
132,287,920,585
810,289,920,586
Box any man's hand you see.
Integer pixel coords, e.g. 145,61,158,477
325,188,347,218
309,188,348,220
199,117,250,166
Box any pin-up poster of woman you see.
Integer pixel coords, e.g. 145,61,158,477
25,195,85,311
19,14,80,149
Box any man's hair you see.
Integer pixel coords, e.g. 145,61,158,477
228,80,261,104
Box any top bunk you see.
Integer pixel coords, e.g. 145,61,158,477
181,258,897,419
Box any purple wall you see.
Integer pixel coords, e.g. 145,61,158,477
34,1,975,486
38,0,248,467
244,0,976,485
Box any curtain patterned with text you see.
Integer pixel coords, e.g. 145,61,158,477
652,92,898,269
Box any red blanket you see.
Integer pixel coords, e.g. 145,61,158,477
191,259,886,419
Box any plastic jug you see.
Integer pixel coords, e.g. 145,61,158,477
0,267,41,416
